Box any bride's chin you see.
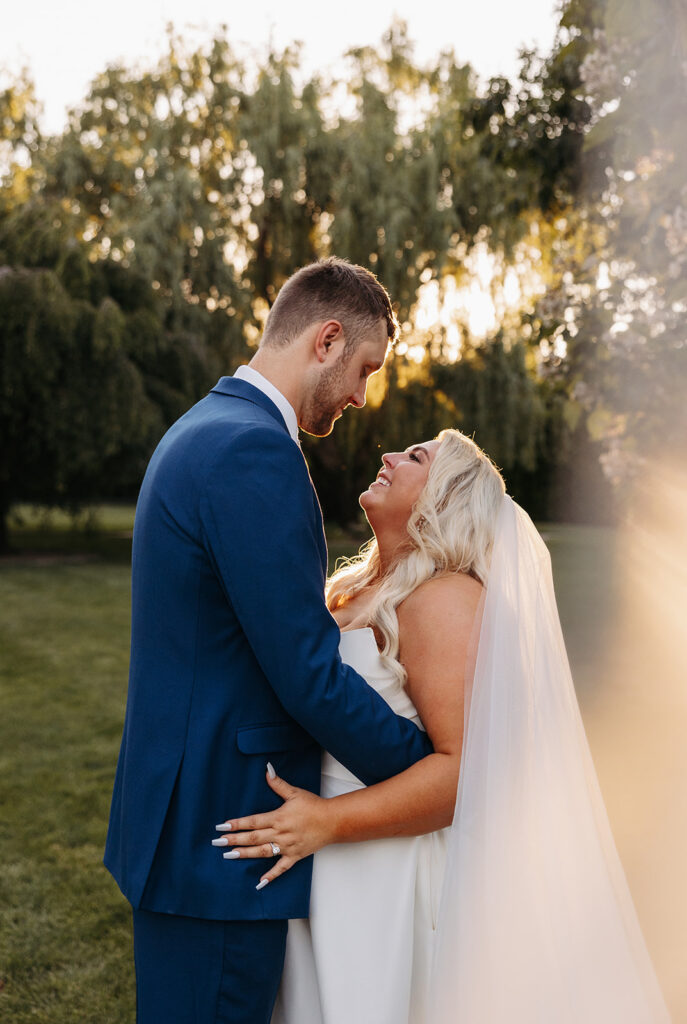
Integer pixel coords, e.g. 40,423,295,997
359,490,381,523
359,487,381,510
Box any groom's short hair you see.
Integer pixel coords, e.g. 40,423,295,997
260,257,398,351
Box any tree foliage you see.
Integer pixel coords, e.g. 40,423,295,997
3,4,682,544
531,0,687,483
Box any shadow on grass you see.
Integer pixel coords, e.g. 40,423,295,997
4,505,372,571
4,505,135,565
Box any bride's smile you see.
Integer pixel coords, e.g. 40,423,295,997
361,442,441,543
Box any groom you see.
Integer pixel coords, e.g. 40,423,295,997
105,257,433,1023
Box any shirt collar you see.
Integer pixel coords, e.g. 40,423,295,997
233,365,299,444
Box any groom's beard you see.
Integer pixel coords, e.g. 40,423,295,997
302,357,349,436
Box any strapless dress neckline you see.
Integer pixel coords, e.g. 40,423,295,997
272,624,443,1024
338,626,381,666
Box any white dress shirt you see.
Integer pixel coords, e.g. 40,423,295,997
233,365,299,445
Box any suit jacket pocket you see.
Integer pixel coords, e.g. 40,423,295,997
235,722,318,754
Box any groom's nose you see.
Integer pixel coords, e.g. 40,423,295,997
349,382,367,408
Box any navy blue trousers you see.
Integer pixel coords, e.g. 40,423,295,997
132,909,288,1024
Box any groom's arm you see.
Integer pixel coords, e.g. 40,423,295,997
200,425,433,786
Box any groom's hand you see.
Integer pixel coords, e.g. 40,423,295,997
212,765,334,890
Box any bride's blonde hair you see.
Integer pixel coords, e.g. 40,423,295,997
326,428,506,686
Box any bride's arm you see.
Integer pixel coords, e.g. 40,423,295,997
214,574,481,888
324,573,480,840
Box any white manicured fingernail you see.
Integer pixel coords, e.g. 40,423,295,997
256,878,270,890
266,762,276,779
212,837,229,847
223,850,240,859
215,823,233,831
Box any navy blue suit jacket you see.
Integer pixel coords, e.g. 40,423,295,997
104,377,432,920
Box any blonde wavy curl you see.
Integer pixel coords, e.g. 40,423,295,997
326,428,506,688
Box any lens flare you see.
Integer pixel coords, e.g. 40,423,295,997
587,461,687,1019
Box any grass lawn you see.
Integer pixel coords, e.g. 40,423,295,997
0,507,624,1021
0,560,135,1022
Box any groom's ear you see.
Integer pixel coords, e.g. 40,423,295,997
314,320,345,363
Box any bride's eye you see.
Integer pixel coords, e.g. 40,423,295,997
409,452,420,462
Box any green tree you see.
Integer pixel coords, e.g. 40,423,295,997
529,0,687,485
0,264,162,550
3,12,643,536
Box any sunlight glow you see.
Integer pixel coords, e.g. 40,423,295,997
402,237,547,361
591,463,687,1016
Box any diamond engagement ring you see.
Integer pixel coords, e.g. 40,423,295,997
269,842,281,856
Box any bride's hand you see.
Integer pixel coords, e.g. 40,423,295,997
213,764,334,890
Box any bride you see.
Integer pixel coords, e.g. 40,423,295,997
214,428,670,1023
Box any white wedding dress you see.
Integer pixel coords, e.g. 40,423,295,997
271,627,448,1024
273,498,670,1023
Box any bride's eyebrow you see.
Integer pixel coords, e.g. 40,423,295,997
407,446,429,459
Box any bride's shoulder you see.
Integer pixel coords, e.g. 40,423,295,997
397,574,482,683
397,572,483,634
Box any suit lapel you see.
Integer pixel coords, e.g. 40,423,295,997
210,376,328,575
311,487,328,576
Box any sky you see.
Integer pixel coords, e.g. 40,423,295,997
3,0,560,134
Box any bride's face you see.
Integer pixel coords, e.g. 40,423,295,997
360,441,441,531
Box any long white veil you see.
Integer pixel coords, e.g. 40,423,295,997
430,496,670,1022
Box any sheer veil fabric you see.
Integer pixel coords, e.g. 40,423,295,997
429,496,670,1022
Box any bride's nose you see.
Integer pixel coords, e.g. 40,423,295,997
381,452,397,470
